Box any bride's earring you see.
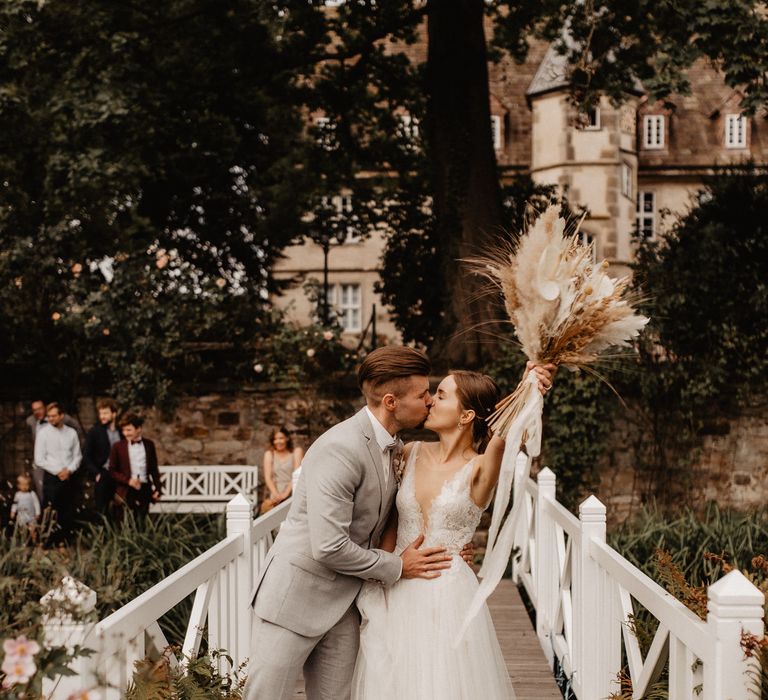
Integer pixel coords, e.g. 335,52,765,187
457,420,463,430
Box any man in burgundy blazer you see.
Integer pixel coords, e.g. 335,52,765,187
108,413,162,521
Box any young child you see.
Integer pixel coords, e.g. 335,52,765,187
10,474,41,543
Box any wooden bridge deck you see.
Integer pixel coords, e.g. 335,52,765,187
293,579,561,699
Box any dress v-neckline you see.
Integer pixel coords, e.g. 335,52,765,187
408,442,474,533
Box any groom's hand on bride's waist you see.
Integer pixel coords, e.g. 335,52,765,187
400,534,452,579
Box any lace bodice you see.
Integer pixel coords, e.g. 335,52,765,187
395,442,484,556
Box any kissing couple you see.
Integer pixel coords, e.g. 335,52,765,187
244,345,554,700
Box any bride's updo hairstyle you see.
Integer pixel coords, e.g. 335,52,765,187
451,370,500,450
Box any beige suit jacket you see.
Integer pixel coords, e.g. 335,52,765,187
252,408,401,637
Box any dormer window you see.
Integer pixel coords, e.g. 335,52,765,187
643,115,665,149
725,114,747,148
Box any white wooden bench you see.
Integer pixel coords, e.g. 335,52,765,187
150,464,260,513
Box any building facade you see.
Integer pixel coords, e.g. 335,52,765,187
272,32,767,342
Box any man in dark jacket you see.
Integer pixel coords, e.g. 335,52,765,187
82,399,122,518
108,413,162,525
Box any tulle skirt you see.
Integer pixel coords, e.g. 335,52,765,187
352,556,515,700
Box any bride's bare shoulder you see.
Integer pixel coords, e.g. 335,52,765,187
402,441,418,460
403,440,428,462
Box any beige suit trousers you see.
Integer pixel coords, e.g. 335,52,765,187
243,605,360,700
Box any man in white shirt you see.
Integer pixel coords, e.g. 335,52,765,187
26,399,83,501
34,402,82,545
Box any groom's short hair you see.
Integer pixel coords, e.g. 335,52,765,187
358,346,431,402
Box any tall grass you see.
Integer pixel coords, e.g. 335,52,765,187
1,512,225,645
609,501,768,584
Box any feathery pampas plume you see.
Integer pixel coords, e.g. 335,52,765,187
468,203,649,438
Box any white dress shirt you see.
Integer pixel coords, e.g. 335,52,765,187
364,407,398,487
128,440,148,483
34,424,82,475
364,407,404,581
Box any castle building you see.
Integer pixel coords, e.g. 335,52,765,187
273,33,767,342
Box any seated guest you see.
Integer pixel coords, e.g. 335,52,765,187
259,426,303,514
33,402,82,545
82,399,122,518
108,413,162,525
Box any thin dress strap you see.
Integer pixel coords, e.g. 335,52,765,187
404,441,421,476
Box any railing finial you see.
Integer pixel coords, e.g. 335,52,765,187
578,494,606,523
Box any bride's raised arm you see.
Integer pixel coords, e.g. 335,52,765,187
470,362,555,508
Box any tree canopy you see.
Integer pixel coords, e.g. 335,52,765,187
3,0,768,401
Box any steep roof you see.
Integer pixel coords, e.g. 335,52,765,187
526,44,570,98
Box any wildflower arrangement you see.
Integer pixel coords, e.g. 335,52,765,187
469,203,648,439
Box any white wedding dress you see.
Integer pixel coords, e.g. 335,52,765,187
352,442,515,699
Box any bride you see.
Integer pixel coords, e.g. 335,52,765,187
352,365,553,700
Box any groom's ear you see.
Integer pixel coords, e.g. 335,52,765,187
382,393,398,412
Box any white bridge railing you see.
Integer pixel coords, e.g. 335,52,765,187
42,496,292,699
510,452,765,699
42,461,764,699
151,465,261,512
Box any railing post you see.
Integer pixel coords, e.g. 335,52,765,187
575,495,618,699
226,493,255,674
535,466,558,666
704,569,765,700
40,577,98,699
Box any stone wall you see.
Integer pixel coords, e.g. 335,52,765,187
593,407,768,525
0,385,362,489
2,389,766,528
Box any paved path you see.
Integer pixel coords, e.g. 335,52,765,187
293,578,561,699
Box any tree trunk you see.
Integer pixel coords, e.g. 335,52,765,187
425,0,503,368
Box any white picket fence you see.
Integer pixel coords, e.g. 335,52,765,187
150,465,261,512
509,452,765,699
42,496,291,699
42,458,765,699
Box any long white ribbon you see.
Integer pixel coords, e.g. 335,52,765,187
457,370,544,642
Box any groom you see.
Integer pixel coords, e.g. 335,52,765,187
245,346,455,699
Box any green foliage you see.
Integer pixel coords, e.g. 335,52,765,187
126,649,245,700
632,166,768,411
490,0,768,114
251,321,357,390
622,166,768,500
609,502,768,586
540,369,612,509
1,513,224,647
0,0,312,408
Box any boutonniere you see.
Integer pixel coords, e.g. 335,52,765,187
392,448,406,486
